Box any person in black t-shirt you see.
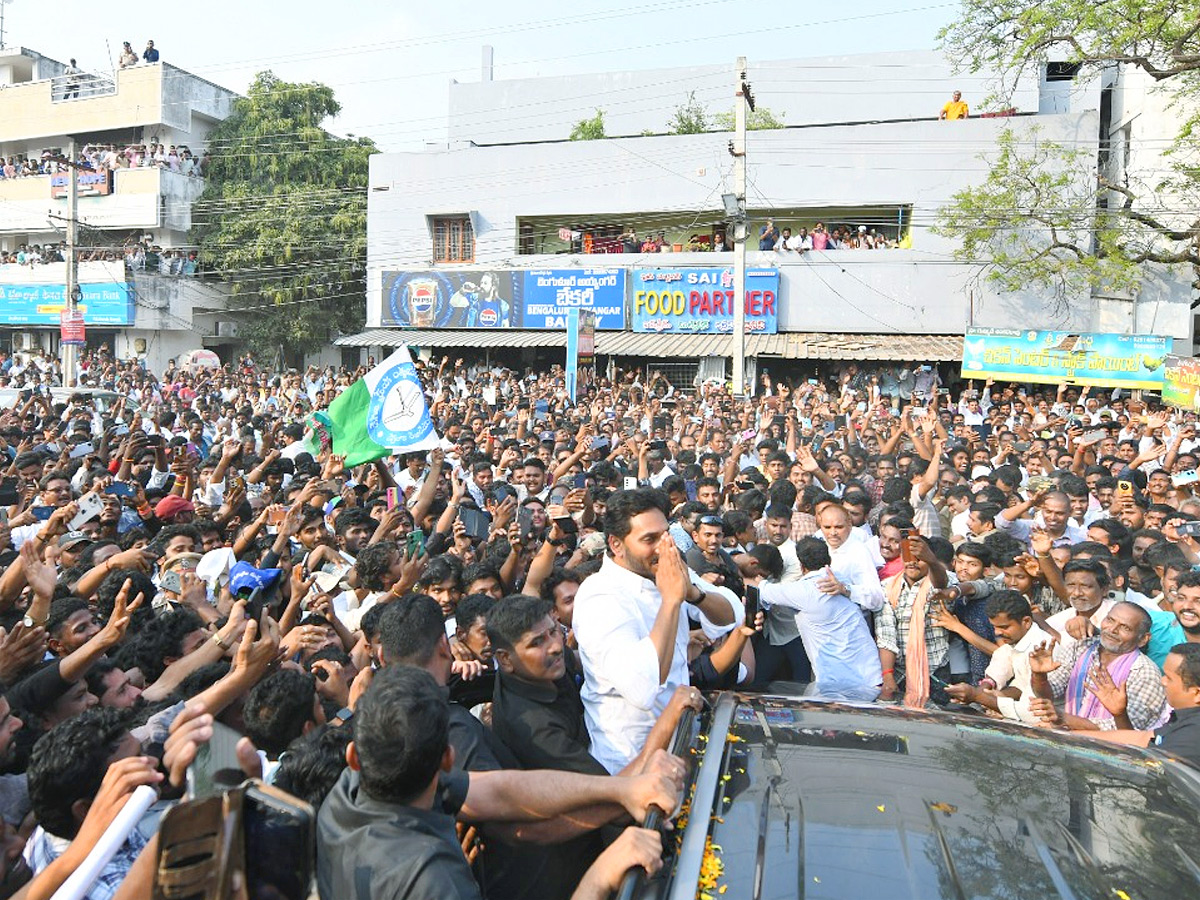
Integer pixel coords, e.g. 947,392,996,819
488,594,699,778
316,665,680,900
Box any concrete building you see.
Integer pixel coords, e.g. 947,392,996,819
0,47,239,371
347,50,1195,385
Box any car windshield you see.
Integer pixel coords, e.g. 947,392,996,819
676,697,1200,900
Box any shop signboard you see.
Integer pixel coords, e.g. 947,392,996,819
1163,355,1200,409
960,328,1171,389
630,267,779,334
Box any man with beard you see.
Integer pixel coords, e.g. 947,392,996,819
684,513,744,599
1030,601,1167,731
1031,643,1200,767
85,659,144,712
572,489,739,773
333,507,375,564
0,696,26,817
1171,571,1200,645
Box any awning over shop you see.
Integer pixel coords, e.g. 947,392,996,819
334,329,964,362
334,329,566,349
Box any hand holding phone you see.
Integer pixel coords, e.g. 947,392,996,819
406,528,426,559
744,585,761,627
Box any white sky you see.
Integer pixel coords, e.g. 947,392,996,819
3,0,959,151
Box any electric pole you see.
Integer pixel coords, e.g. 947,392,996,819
730,57,754,398
62,138,79,389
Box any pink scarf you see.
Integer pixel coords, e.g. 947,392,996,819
885,574,934,709
1065,643,1138,723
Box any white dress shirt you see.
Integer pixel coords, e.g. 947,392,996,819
759,571,881,695
985,622,1052,723
996,514,1086,548
826,540,884,612
762,537,804,646
573,555,740,773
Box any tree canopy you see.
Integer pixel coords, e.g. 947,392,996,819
193,72,376,361
668,92,710,135
935,0,1200,309
569,109,607,141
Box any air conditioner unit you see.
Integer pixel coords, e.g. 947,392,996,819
216,320,240,337
13,333,36,351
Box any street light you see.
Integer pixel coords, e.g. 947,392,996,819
721,193,743,220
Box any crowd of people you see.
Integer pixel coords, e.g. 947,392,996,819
585,221,906,255
0,143,207,182
758,219,906,250
0,241,197,276
0,345,1198,899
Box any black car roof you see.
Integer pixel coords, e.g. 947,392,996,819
656,693,1200,900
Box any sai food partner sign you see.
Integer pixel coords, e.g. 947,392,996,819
631,267,779,334
961,328,1171,390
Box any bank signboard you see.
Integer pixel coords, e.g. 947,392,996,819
0,282,132,325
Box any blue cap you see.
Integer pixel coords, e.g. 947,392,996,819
229,561,283,596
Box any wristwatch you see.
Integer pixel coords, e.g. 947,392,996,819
684,584,704,605
22,614,46,629
211,631,233,651
332,706,354,726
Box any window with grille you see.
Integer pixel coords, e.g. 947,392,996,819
433,216,474,263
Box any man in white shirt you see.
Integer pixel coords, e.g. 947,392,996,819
814,503,884,613
277,423,309,461
573,489,740,773
998,490,1087,548
945,590,1052,722
746,539,881,698
642,448,675,490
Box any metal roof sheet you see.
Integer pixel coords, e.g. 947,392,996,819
334,329,964,361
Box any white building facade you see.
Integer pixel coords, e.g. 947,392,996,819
350,51,1194,381
0,47,239,372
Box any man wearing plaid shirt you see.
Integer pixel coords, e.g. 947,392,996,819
24,826,148,900
24,709,151,900
1031,601,1168,732
876,536,952,703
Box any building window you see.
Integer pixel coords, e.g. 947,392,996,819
433,216,474,263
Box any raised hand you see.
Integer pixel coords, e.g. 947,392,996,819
1029,529,1054,558
0,622,47,684
98,577,145,647
19,541,57,598
1028,640,1061,675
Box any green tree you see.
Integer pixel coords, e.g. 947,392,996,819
569,109,606,141
712,105,786,131
936,0,1200,306
668,91,710,134
193,72,376,360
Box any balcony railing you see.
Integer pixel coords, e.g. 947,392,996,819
50,72,117,103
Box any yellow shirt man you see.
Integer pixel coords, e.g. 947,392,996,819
940,91,969,120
